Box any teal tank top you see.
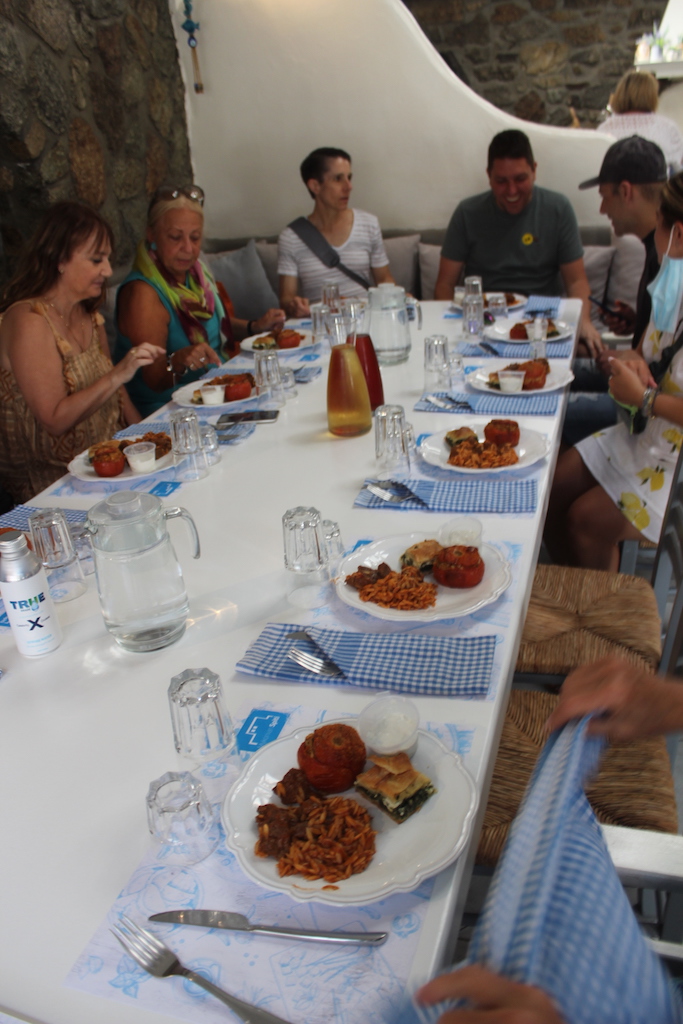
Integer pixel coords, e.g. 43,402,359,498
114,270,224,418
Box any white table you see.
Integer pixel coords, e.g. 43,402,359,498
0,302,579,1024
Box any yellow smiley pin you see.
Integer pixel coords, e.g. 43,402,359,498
522,233,534,246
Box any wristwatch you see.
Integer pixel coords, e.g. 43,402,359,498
641,386,659,419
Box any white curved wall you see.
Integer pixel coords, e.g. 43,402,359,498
170,0,611,238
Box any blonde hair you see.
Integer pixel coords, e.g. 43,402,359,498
610,71,659,115
147,194,204,228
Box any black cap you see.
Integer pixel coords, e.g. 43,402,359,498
578,135,668,190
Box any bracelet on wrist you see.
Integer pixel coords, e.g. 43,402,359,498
641,386,659,419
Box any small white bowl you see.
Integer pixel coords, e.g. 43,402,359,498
498,370,525,393
437,516,483,547
124,441,156,473
201,384,225,405
357,694,420,757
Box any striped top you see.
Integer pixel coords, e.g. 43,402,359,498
277,209,389,301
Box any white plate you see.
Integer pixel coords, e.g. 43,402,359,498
419,423,549,474
335,533,511,622
468,359,574,394
451,292,526,312
67,447,174,482
172,378,258,410
483,318,574,344
222,718,478,905
240,331,314,355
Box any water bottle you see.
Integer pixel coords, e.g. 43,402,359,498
0,530,62,657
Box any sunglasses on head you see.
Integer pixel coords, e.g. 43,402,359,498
151,185,205,206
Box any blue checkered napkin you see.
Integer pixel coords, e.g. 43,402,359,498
115,420,255,445
463,718,683,1024
354,478,537,514
459,341,573,359
415,392,559,416
293,365,322,383
235,622,496,696
0,504,87,529
523,295,562,315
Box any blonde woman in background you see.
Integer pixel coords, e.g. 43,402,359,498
598,69,683,170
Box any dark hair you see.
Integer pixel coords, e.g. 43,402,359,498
300,147,352,198
0,201,114,314
660,172,683,230
487,130,535,172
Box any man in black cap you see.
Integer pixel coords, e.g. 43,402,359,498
578,134,667,346
563,135,668,446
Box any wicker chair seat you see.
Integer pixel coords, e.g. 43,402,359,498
477,690,678,866
516,564,662,676
478,565,670,866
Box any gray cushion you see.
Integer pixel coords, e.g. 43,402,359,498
418,242,441,301
606,233,646,311
203,239,278,320
383,234,420,294
255,239,279,296
582,245,616,326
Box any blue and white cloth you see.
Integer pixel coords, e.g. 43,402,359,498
114,420,256,445
524,295,562,316
293,365,322,383
415,392,560,416
236,622,496,696
354,478,537,514
0,504,87,529
459,341,573,359
392,718,683,1024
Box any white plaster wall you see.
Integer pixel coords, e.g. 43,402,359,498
169,0,611,239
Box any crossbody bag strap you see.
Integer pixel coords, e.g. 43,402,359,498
648,317,683,384
287,217,371,290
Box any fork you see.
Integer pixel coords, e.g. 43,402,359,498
363,483,414,504
478,340,500,356
287,645,343,677
423,393,474,412
111,916,294,1024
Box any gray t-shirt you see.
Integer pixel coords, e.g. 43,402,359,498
441,186,583,295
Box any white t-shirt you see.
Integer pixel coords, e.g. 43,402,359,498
597,113,683,169
277,209,389,301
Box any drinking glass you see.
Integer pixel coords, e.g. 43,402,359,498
464,275,483,297
453,286,466,307
146,771,220,866
310,302,330,344
320,519,345,577
282,506,328,608
375,404,409,474
488,293,508,319
423,335,451,393
29,508,87,602
322,281,340,310
199,423,221,466
463,294,484,339
446,341,465,387
529,318,548,360
254,351,285,408
168,667,236,763
324,310,356,347
280,367,298,399
170,408,209,482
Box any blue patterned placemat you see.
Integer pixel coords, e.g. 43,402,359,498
523,295,562,315
459,341,573,359
415,392,560,416
0,504,87,529
354,478,537,514
115,420,255,445
236,622,496,696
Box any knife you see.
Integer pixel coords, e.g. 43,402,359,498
149,910,388,945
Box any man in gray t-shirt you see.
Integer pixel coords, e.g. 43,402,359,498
434,130,602,355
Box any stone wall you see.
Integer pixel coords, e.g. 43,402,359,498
403,0,668,128
0,0,192,284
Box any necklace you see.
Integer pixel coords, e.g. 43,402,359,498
45,298,89,350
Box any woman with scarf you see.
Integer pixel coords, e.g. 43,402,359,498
545,171,683,570
115,186,284,417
